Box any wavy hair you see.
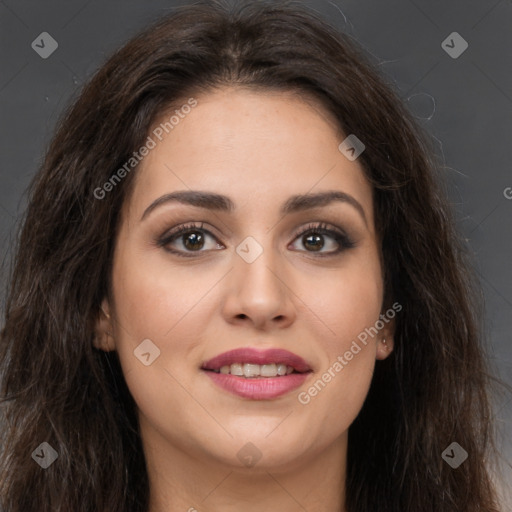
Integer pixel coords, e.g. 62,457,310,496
0,1,508,510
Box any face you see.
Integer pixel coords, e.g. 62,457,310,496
95,87,394,471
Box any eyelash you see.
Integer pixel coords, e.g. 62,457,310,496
157,221,356,258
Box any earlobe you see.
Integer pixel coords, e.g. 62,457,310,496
93,298,116,352
376,313,395,360
376,337,394,360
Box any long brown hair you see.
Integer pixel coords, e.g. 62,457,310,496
0,1,508,510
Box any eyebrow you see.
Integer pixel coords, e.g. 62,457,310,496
140,189,367,225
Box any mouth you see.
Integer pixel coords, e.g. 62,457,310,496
201,347,313,400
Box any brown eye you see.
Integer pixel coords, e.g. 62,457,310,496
302,233,324,252
181,231,205,251
290,222,356,256
157,223,224,257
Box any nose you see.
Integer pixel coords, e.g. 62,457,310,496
220,239,296,331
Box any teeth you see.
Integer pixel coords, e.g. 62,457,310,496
216,363,296,377
230,363,243,376
260,363,277,377
243,363,260,378
276,364,288,376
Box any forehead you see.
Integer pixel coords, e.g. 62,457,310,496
125,87,373,224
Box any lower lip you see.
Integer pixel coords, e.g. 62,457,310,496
202,370,311,400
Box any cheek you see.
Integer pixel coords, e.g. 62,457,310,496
111,246,212,341
297,254,382,421
316,251,383,349
109,246,213,400
109,258,196,434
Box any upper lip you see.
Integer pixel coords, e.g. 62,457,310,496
201,348,312,373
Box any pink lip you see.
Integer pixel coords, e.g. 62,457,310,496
201,347,312,373
203,371,310,400
201,347,312,400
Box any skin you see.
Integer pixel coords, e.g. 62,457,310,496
95,87,394,512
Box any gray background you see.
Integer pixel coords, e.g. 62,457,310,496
0,0,511,506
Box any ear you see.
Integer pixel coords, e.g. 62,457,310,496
93,297,116,352
376,313,395,361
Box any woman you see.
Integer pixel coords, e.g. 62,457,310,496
0,1,508,510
